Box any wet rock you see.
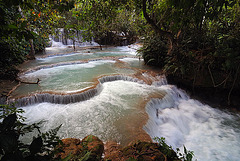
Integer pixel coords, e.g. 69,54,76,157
57,137,180,161
57,138,83,159
167,74,240,110
57,135,104,161
104,141,176,161
104,141,122,160
122,141,167,161
82,135,104,161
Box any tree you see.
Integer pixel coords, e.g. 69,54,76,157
69,0,139,45
137,0,240,105
0,0,74,78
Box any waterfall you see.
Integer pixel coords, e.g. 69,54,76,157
8,75,149,107
8,87,98,107
14,45,240,161
50,38,65,47
50,29,99,47
143,84,240,161
9,73,168,107
143,86,190,143
150,75,168,87
98,75,144,84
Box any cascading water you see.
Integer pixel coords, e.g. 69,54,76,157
144,85,240,160
50,29,99,47
10,45,240,161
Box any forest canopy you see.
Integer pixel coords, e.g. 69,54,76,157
0,0,240,104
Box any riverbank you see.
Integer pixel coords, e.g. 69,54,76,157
0,44,107,103
167,74,240,112
57,135,180,161
0,80,19,103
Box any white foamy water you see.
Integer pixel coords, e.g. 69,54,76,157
18,60,117,93
116,46,138,55
20,48,136,70
22,60,115,78
15,45,240,161
50,40,66,47
49,39,100,48
144,85,240,161
20,81,165,144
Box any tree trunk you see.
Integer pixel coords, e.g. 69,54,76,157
73,39,76,51
142,0,176,54
28,39,35,60
19,6,36,59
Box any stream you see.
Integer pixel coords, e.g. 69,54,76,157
9,43,240,161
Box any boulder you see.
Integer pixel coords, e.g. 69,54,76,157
104,141,171,161
82,135,104,160
57,138,83,159
57,135,104,161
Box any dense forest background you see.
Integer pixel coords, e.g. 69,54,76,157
0,1,240,160
1,0,240,105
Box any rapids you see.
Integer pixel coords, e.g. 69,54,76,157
10,43,240,160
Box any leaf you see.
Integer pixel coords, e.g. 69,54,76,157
20,21,28,29
0,132,18,154
25,155,48,161
79,151,91,161
30,31,38,37
186,153,193,161
184,146,187,155
0,146,4,155
1,153,17,161
2,113,17,130
62,153,73,161
126,157,137,161
25,2,34,9
29,137,43,155
147,58,156,64
10,150,24,161
7,24,18,29
21,31,34,40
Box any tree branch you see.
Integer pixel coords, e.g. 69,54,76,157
208,63,230,88
142,0,174,44
228,65,240,105
16,78,41,85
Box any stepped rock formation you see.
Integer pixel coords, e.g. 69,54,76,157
57,135,179,161
57,135,104,160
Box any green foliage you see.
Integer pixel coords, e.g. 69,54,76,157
78,151,91,161
0,0,75,78
0,104,98,161
138,0,240,95
154,137,194,161
0,104,25,121
68,0,140,45
183,146,194,161
126,157,137,161
138,36,168,66
0,104,62,161
153,137,179,160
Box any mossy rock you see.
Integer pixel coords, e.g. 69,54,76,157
122,146,136,156
56,138,83,159
82,135,104,161
57,136,104,161
121,142,167,161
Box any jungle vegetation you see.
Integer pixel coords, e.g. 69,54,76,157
0,0,240,104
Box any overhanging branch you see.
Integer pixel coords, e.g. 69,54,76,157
142,0,173,41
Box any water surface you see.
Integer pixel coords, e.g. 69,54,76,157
14,45,240,161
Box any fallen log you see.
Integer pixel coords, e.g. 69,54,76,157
16,78,41,84
7,78,41,97
7,82,21,97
